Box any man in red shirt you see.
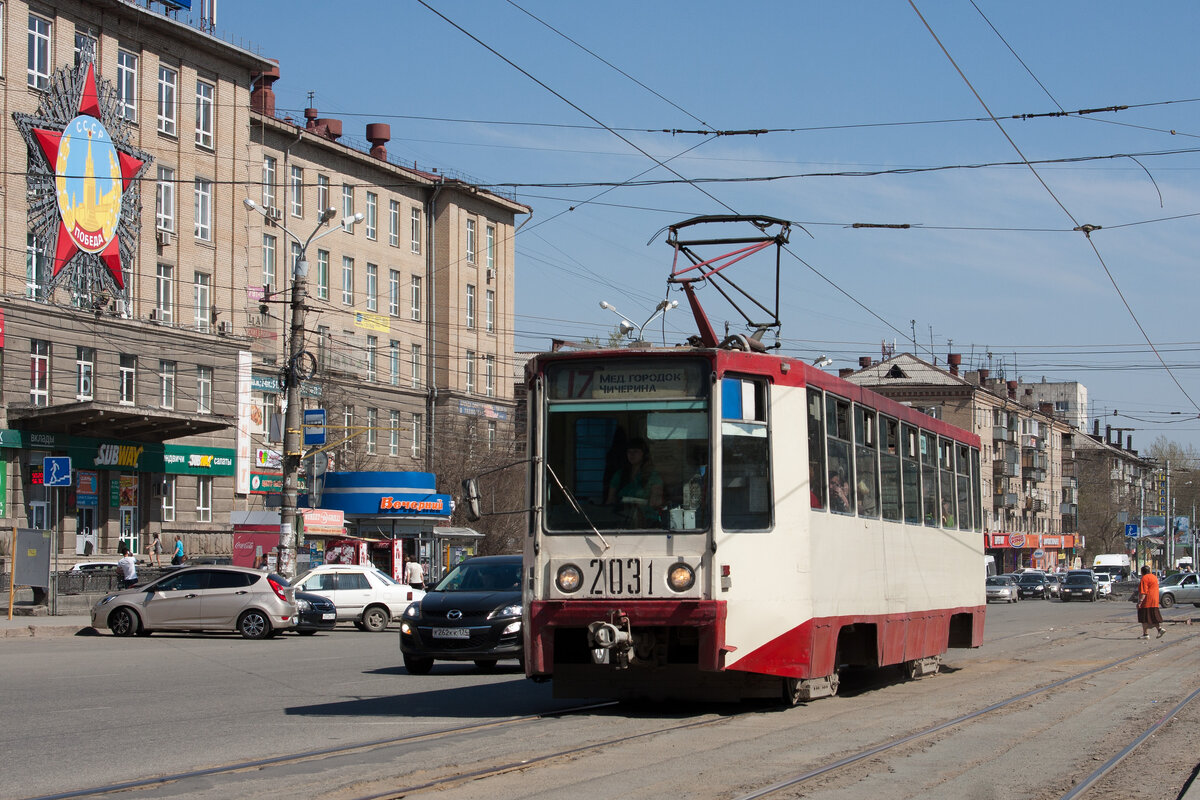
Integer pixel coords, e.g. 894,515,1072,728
1135,565,1165,640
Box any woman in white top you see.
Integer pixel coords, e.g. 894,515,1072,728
404,559,425,591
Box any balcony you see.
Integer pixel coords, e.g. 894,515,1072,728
997,492,1019,508
1023,467,1046,483
993,460,1019,478
992,426,1008,442
1060,502,1077,515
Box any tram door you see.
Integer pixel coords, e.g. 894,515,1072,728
76,508,97,555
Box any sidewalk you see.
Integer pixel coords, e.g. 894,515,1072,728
1,612,95,639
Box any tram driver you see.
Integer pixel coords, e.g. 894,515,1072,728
607,437,665,527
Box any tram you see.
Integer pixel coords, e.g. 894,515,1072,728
512,217,985,703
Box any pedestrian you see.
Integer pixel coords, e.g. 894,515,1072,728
405,558,425,591
117,545,138,589
1132,565,1165,640
149,532,163,568
172,535,185,565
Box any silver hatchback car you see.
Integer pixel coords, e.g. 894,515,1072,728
91,566,296,639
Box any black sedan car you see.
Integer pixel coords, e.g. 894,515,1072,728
1016,572,1049,599
1060,570,1098,602
293,591,337,635
399,554,522,674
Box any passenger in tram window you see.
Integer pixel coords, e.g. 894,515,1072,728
829,470,850,513
941,499,956,527
607,437,664,526
857,475,877,517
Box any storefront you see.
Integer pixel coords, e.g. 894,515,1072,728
985,532,1078,573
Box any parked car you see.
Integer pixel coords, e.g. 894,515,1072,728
986,575,1019,603
90,566,296,639
1017,572,1050,599
1045,574,1062,598
292,591,337,635
70,561,120,572
1158,572,1200,608
291,564,424,632
1060,570,1098,602
399,554,523,673
1095,573,1114,597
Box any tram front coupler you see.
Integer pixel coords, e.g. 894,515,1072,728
588,613,633,668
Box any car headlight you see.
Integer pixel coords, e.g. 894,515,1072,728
98,594,117,606
403,602,421,619
502,621,522,635
296,598,311,611
667,562,695,592
488,604,522,619
556,564,582,594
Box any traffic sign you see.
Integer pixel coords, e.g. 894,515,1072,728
303,408,326,446
1124,523,1139,538
42,457,72,488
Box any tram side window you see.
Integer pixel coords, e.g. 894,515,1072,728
955,443,971,531
807,389,825,509
854,405,879,518
920,431,939,527
825,395,854,515
939,438,956,527
879,415,902,521
971,448,982,532
901,423,922,525
722,377,771,530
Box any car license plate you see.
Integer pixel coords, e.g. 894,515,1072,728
432,627,469,639
321,613,335,620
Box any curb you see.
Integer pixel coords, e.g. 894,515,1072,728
1,624,95,639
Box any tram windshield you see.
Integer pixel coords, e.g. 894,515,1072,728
541,359,710,533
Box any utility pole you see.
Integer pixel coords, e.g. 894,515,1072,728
242,199,360,577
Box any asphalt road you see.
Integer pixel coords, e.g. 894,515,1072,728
2,598,1197,800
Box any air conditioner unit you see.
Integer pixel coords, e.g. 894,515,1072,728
217,321,233,335
149,308,163,322
267,207,283,221
486,268,495,283
109,299,128,317
155,229,173,247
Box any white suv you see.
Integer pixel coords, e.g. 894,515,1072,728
291,565,425,632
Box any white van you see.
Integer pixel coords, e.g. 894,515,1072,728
1093,553,1131,582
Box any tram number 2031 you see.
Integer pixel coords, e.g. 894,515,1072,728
588,558,652,596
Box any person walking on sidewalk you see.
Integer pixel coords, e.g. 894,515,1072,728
149,532,163,568
172,536,185,566
1133,565,1165,639
117,545,138,589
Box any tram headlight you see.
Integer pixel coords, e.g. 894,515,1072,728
556,564,583,594
667,563,696,592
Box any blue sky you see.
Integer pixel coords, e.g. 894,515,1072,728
215,1,1200,453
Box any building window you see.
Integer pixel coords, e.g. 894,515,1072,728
486,289,495,333
410,275,422,321
365,192,377,240
197,476,212,522
342,185,354,231
193,272,210,332
160,360,176,409
76,347,94,401
466,219,476,264
155,263,173,323
388,270,400,316
343,406,354,452
485,354,495,398
389,411,400,457
487,420,497,451
26,234,47,299
487,224,496,270
193,179,212,241
119,355,137,405
290,165,303,217
411,208,421,253
195,80,214,148
466,284,475,329
28,15,51,90
262,155,277,209
262,235,276,292
365,335,377,382
197,366,212,414
366,264,378,312
30,340,50,406
466,350,476,394
157,65,177,135
316,250,329,300
291,242,301,285
411,413,423,458
389,341,400,387
155,166,175,231
74,30,97,68
407,343,421,389
341,257,354,305
389,200,400,247
366,408,377,455
317,174,329,213
116,50,138,121
162,476,176,522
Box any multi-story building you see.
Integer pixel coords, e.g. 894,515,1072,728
1015,378,1088,432
846,353,1075,572
0,2,526,564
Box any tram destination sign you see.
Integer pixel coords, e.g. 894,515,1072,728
547,359,705,401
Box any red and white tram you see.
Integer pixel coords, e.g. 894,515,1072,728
517,217,985,703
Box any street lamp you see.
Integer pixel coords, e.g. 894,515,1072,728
599,299,679,344
242,198,362,577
